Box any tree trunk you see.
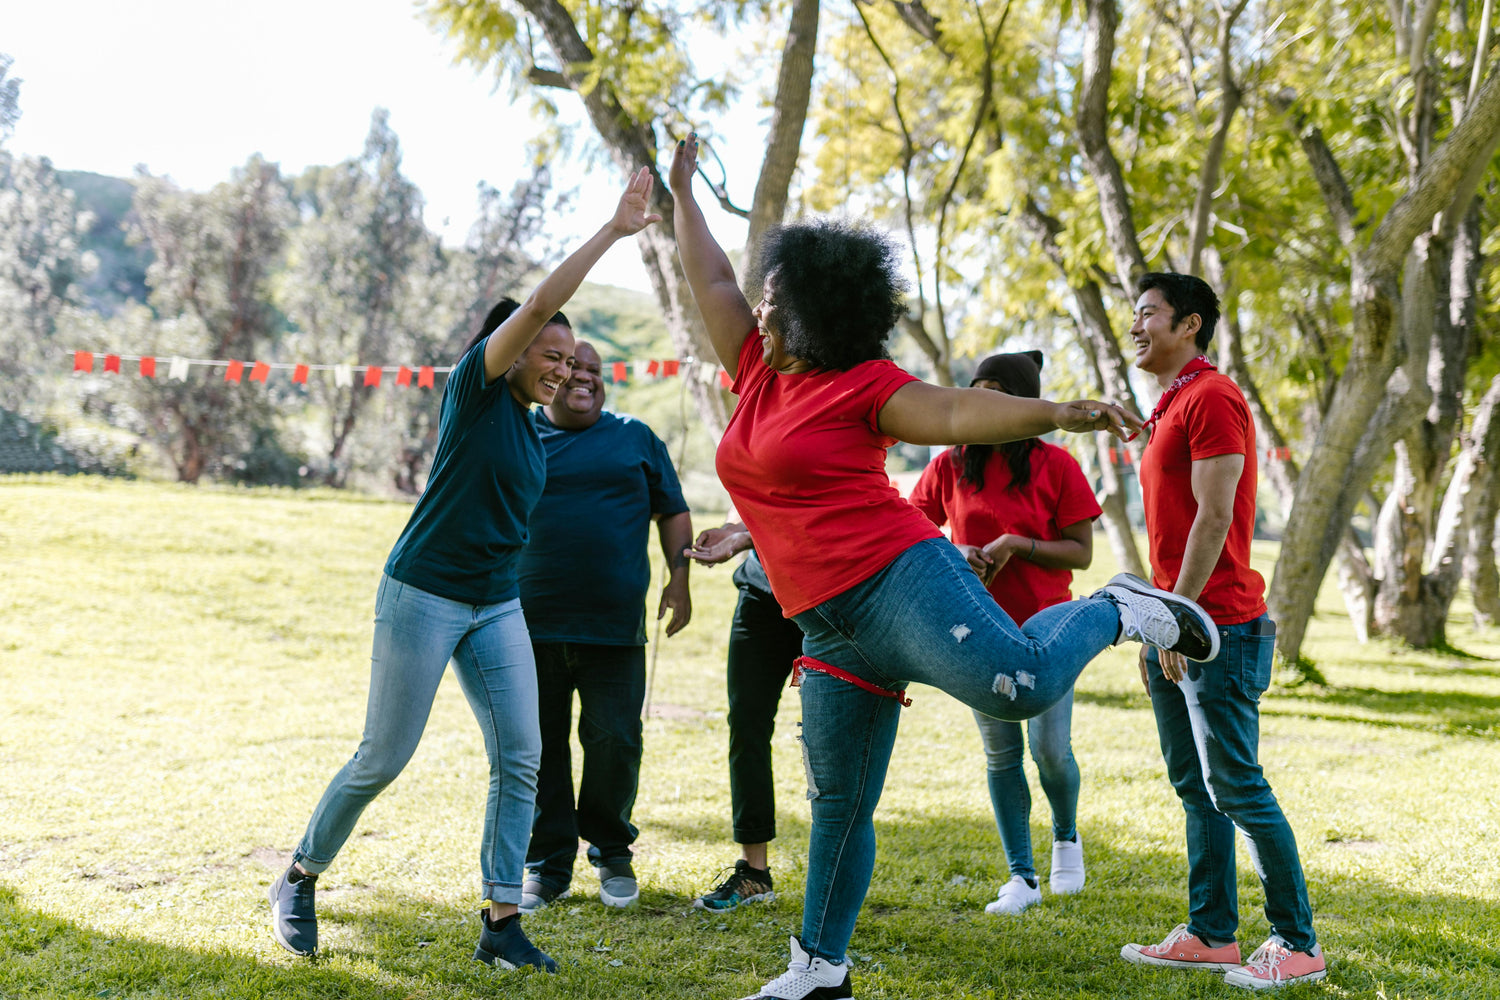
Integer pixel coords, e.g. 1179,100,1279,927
1265,63,1500,664
1463,376,1500,627
1079,0,1149,293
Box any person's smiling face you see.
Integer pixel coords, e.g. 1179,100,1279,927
1129,287,1199,380
508,323,575,406
548,339,605,427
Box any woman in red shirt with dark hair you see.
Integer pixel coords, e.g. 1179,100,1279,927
669,134,1217,1000
910,351,1101,920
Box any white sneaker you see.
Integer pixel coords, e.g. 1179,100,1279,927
738,936,852,999
1050,835,1085,895
983,875,1042,915
1093,573,1220,662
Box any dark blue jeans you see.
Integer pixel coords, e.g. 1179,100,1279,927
525,642,645,893
790,538,1120,962
1146,615,1316,953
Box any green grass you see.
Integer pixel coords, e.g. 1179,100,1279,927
2,477,1498,999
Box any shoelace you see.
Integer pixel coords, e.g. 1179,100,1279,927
1147,923,1197,953
1241,941,1291,979
1118,592,1180,646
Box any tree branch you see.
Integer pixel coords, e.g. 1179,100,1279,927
1270,88,1360,249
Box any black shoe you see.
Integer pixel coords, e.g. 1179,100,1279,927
694,859,775,912
268,866,317,957
737,937,852,999
473,912,558,973
1093,573,1221,662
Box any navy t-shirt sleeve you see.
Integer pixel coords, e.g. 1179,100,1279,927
644,429,689,517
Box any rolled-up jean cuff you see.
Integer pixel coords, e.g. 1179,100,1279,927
292,849,332,875
482,880,523,905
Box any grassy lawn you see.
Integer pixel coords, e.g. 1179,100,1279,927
2,476,1498,999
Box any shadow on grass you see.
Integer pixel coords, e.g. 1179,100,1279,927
1265,685,1500,738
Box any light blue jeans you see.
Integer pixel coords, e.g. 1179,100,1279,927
973,687,1079,881
293,574,542,904
791,538,1119,962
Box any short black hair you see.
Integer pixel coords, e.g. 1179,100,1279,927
1137,272,1219,350
463,298,571,357
754,219,908,371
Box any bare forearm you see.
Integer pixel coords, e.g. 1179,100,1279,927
658,511,695,572
1174,512,1232,600
1025,537,1092,570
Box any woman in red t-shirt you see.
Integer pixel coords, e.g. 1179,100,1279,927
668,134,1217,1000
909,351,1102,920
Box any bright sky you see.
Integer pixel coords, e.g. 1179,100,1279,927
4,0,753,292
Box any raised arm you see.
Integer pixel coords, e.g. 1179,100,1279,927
667,134,756,376
877,381,1141,446
483,167,662,383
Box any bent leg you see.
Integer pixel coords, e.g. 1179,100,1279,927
295,576,464,873
808,538,1119,721
451,598,542,907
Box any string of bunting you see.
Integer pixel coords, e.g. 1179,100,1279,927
68,351,734,388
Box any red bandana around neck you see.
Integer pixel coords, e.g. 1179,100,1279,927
1141,355,1217,435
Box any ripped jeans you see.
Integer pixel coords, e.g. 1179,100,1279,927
791,537,1119,962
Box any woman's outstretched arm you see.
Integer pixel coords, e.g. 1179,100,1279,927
668,134,756,377
483,166,662,383
878,381,1141,446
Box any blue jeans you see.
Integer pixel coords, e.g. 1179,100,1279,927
1146,615,1316,953
973,687,1079,881
791,538,1119,962
294,575,542,905
526,642,645,892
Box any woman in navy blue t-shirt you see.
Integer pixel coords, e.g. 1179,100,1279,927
269,169,662,973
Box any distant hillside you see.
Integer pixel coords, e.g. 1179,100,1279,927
59,170,151,313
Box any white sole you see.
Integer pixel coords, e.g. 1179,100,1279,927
1107,573,1222,662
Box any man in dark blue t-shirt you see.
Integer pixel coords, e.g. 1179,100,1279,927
517,340,693,912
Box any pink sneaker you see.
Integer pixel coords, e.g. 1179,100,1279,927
1120,923,1242,971
1224,939,1327,989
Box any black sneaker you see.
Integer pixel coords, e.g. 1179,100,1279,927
694,860,775,912
268,866,317,957
473,912,558,972
738,937,851,999
1093,573,1220,662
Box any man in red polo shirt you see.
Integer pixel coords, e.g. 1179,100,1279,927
1117,272,1326,990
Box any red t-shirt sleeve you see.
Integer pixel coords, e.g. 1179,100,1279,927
1181,381,1250,460
861,362,921,440
1051,449,1103,528
909,455,950,527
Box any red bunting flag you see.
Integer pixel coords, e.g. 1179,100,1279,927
363,366,382,387
104,354,121,373
139,357,156,378
249,361,271,383
662,360,680,376
292,364,309,384
225,360,245,383
418,366,435,388
612,361,628,383
73,351,94,372
1120,448,1133,466
396,366,413,387
646,359,660,376
719,370,732,389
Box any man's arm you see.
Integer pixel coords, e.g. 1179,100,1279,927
655,511,694,636
1155,452,1243,682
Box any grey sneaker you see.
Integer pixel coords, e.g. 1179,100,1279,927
596,862,639,908
1093,573,1220,662
268,866,317,957
518,877,571,915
